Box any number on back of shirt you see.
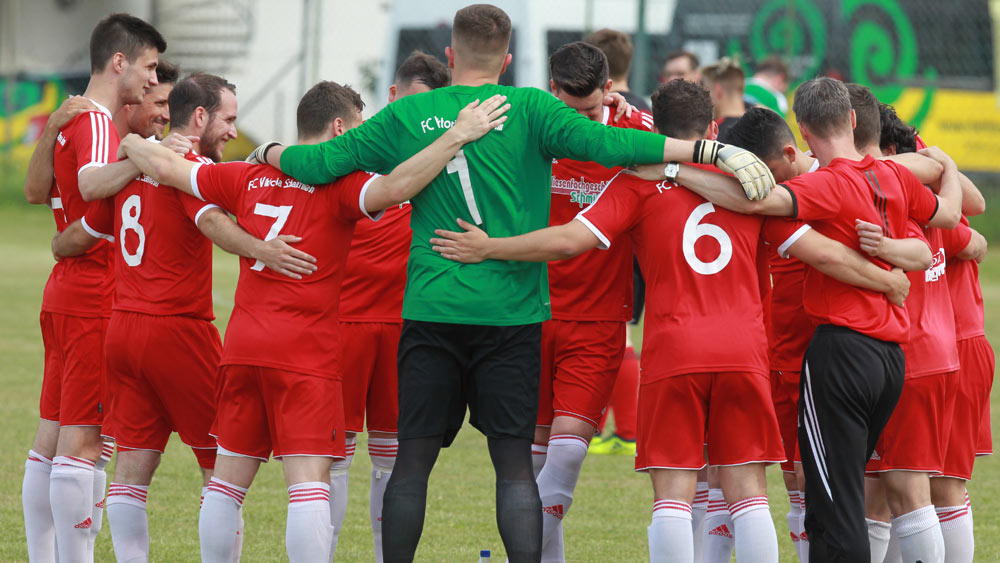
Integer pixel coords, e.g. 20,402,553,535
683,202,732,275
446,149,483,225
120,194,145,267
251,203,293,271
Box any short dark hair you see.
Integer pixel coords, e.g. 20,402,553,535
718,107,794,161
755,55,789,79
167,73,236,129
394,51,450,91
549,42,609,97
650,79,714,139
665,50,699,71
583,29,633,80
701,57,745,94
452,4,511,61
846,83,881,151
878,103,917,154
297,81,365,139
792,77,852,138
89,13,166,74
156,60,179,85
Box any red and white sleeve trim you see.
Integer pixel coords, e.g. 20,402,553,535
189,163,205,201
574,215,611,250
81,217,115,242
194,204,221,225
776,224,812,258
358,173,386,222
78,112,112,175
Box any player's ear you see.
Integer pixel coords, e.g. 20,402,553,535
192,106,206,129
499,53,513,76
112,52,127,74
602,79,613,96
707,120,719,140
445,46,455,69
549,79,557,95
388,84,398,103
849,108,857,130
784,145,797,163
331,117,345,137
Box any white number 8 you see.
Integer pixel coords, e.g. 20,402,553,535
120,194,146,267
682,202,732,275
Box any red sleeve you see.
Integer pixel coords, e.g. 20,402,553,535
915,134,927,150
939,218,973,259
576,173,642,249
761,217,812,258
779,169,841,221
74,111,115,175
887,161,938,225
332,171,381,222
193,161,252,213
178,190,220,225
81,198,115,242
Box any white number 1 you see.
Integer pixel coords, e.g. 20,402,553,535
446,149,483,225
251,203,293,271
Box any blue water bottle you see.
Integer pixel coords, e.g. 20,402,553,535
479,549,491,562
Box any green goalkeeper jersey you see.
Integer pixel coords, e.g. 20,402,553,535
280,83,666,325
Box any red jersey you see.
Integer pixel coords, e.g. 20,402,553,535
782,155,939,343
44,102,118,317
578,172,805,381
107,151,219,320
901,223,959,377
339,203,411,322
547,105,652,321
940,217,983,340
192,162,379,378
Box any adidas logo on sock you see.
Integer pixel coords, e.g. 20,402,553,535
800,530,808,541
708,524,732,539
95,499,106,509
542,504,565,519
74,517,92,529
789,531,800,542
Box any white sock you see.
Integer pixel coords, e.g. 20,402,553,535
885,521,903,563
937,505,974,563
531,443,547,478
692,482,709,563
329,436,355,558
200,478,247,563
89,444,111,554
702,488,734,563
786,490,803,558
894,505,945,563
50,455,96,562
797,492,809,562
536,434,589,558
964,491,973,528
286,482,333,563
649,500,693,563
106,484,149,563
369,437,397,563
23,451,56,563
200,485,244,563
867,518,892,563
729,496,778,563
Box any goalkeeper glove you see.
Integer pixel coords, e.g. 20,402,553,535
246,141,282,165
693,139,776,200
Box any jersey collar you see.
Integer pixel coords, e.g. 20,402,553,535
84,97,113,119
601,105,610,126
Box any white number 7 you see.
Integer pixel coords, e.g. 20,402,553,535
251,203,293,271
446,149,483,225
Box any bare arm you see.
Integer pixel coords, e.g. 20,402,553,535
855,219,932,271
882,152,943,184
117,134,199,196
785,229,910,307
195,207,318,279
51,219,101,259
82,133,196,201
363,96,510,213
663,164,794,216
430,218,600,263
957,228,988,263
919,147,962,228
25,97,99,204
958,172,986,216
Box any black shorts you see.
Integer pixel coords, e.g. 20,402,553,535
630,257,645,325
396,320,541,446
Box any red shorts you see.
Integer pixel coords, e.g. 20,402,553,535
340,322,400,433
937,337,995,478
212,365,345,460
105,312,220,463
39,312,108,427
868,371,957,474
770,369,802,472
635,371,785,471
537,319,625,427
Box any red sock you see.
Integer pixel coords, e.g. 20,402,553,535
609,346,639,440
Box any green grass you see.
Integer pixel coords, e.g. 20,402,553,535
1,202,999,561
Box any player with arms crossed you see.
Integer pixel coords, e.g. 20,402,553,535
116,83,508,562
330,51,449,562
430,79,911,563
21,14,164,563
253,5,773,560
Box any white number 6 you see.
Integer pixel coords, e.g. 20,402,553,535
683,202,732,275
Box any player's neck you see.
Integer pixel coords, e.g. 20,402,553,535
795,153,817,175
450,67,500,88
715,97,744,118
808,135,865,167
83,74,123,115
609,79,629,93
860,144,884,158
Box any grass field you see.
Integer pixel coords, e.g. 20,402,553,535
1,201,999,561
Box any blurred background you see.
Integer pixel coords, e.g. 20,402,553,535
3,0,1000,232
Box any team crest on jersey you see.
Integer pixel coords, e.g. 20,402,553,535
925,248,946,282
57,132,67,146
551,176,609,208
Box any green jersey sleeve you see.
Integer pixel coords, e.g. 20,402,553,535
533,91,666,167
279,105,400,184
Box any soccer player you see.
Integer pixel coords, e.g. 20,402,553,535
700,57,746,139
252,5,773,561
117,59,177,141
584,28,650,111
331,50,449,563
631,77,962,562
660,49,701,84
116,82,508,563
523,40,654,560
21,14,164,563
743,56,790,117
429,78,911,563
